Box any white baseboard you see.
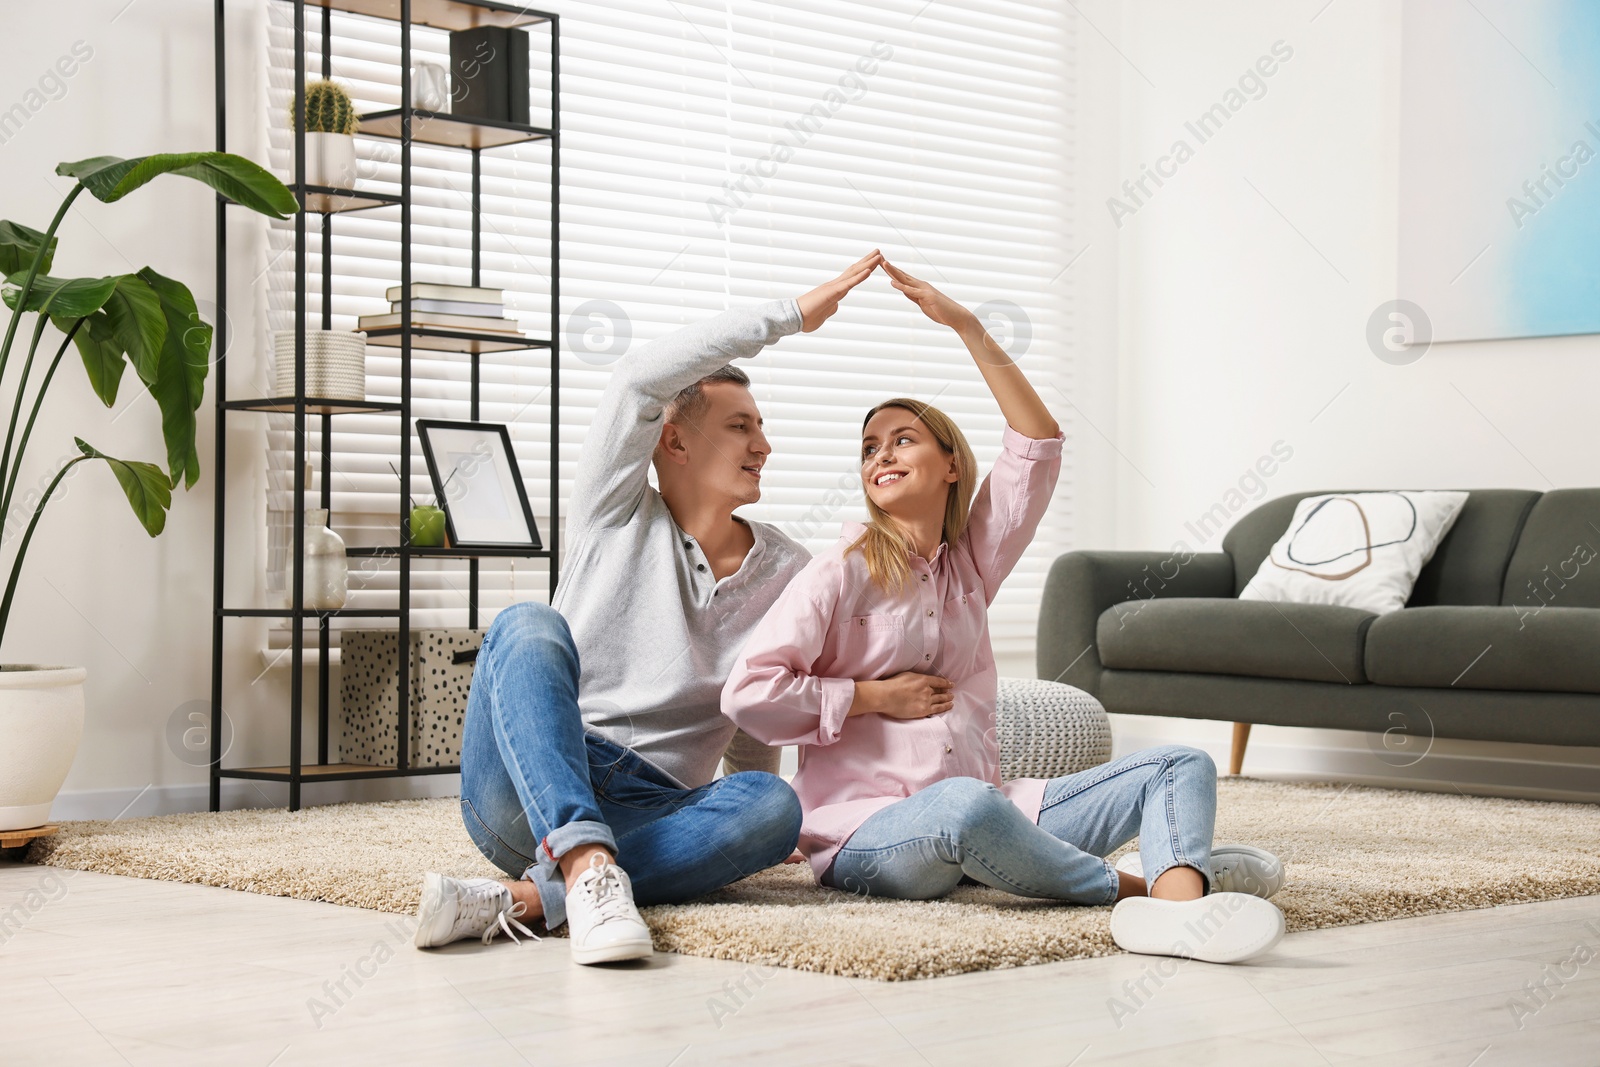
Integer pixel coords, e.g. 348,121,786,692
48,773,464,822
1108,714,1600,804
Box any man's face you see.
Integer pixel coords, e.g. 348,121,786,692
665,382,771,506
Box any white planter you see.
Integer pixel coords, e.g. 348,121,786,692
303,132,357,189
0,665,86,831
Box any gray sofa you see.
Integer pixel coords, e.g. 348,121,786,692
1037,488,1600,773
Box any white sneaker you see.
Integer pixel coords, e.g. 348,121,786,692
1110,893,1285,963
414,873,539,949
1116,844,1285,899
565,853,653,965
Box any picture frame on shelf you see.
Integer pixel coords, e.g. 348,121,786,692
415,419,541,550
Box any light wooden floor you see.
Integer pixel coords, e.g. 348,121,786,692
1,861,1597,1066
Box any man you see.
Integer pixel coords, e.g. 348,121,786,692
413,251,884,963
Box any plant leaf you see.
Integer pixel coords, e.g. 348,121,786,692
54,156,123,182
55,312,127,407
2,274,117,317
57,153,299,219
0,220,56,276
74,437,171,537
102,274,167,383
135,267,211,489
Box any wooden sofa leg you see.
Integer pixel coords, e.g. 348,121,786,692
1230,722,1251,776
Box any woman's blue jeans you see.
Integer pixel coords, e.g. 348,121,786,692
823,745,1218,905
460,602,803,928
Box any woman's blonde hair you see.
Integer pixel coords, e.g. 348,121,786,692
849,399,978,594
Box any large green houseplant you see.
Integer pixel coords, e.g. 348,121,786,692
0,152,296,830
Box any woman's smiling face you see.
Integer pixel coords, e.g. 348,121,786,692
860,406,958,515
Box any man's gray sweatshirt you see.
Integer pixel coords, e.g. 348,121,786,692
550,298,812,789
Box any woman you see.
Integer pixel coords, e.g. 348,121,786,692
722,259,1286,963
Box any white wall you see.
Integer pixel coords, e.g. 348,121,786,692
1072,0,1600,801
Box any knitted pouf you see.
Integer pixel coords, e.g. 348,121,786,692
995,677,1113,782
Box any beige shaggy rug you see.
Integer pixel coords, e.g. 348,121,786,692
26,778,1600,980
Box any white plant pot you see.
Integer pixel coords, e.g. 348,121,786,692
0,665,86,831
304,132,357,189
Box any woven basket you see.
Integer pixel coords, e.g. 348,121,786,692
273,329,366,401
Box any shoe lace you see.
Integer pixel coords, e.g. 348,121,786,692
579,854,636,925
482,900,538,946
455,880,540,946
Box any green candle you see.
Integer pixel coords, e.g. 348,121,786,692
410,505,446,547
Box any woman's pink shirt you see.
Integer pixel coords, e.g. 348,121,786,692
721,425,1065,883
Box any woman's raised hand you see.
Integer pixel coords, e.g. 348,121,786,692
797,250,884,332
886,255,1059,438
882,257,977,334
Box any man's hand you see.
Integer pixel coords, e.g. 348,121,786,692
850,670,955,720
797,250,884,332
881,257,979,335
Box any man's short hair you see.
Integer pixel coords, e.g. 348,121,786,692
664,365,750,427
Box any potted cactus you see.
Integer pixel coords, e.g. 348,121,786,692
292,79,361,189
0,152,296,830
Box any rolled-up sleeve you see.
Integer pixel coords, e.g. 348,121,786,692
721,559,854,747
964,425,1065,602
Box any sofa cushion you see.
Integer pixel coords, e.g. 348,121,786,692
1364,606,1600,694
1097,598,1375,685
1238,491,1468,615
1499,489,1600,612
1222,489,1540,604
1098,669,1600,747
1408,489,1541,606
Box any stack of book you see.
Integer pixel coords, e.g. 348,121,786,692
360,284,523,336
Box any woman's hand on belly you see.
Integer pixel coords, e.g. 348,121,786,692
847,670,954,720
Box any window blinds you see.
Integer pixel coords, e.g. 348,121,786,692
261,0,1073,672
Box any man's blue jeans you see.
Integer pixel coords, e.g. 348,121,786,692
823,745,1218,905
460,602,803,928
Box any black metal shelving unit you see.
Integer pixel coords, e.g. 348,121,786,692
209,0,559,811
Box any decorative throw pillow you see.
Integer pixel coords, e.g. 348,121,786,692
1239,491,1469,615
